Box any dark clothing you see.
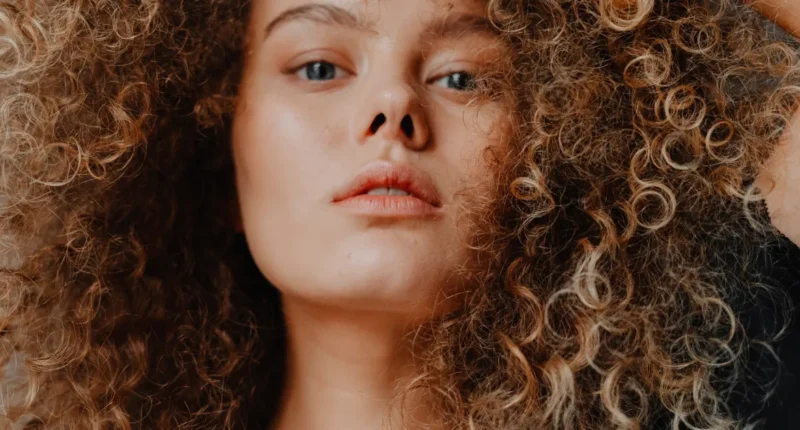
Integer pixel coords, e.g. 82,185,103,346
761,237,800,429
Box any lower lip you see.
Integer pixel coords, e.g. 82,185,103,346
332,195,442,217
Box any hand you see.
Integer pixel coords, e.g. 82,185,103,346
747,0,800,40
601,0,800,246
755,108,800,246
740,0,800,247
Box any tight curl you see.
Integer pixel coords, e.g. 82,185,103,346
0,0,798,429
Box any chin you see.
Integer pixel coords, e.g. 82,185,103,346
328,246,448,310
271,247,450,315
248,226,466,314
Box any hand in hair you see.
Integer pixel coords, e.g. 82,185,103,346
750,0,800,246
607,0,800,246
755,99,800,246
749,0,800,39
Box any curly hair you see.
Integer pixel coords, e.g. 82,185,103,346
0,0,798,429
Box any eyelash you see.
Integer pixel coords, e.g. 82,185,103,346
290,60,476,92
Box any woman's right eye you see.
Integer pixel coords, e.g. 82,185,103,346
295,61,346,81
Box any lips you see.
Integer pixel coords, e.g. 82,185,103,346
331,160,442,208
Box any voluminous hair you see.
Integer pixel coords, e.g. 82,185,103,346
1,0,797,428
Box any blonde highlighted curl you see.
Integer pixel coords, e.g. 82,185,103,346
0,0,798,429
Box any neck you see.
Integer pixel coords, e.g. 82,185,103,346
270,295,436,430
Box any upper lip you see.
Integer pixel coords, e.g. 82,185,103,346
331,160,442,207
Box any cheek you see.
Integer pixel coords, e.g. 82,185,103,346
438,105,505,193
232,97,343,213
431,106,504,241
231,99,351,305
231,97,341,274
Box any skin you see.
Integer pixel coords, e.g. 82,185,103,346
229,0,799,428
756,107,800,246
748,0,800,39
231,0,506,428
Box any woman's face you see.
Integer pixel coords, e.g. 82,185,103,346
232,0,506,317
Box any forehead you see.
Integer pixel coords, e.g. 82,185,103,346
249,0,490,35
258,0,487,13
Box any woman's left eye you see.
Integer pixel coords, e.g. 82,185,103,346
432,71,476,91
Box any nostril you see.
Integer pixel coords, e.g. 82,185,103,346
369,113,386,134
400,114,414,139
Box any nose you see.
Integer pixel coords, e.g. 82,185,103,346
358,82,430,151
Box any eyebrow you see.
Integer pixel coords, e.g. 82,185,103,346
263,4,374,40
424,13,499,41
262,3,499,42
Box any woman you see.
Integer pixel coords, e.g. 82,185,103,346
0,0,798,428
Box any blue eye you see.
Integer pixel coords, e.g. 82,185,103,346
297,61,343,81
433,72,476,91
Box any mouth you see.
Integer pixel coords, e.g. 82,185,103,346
331,160,443,217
